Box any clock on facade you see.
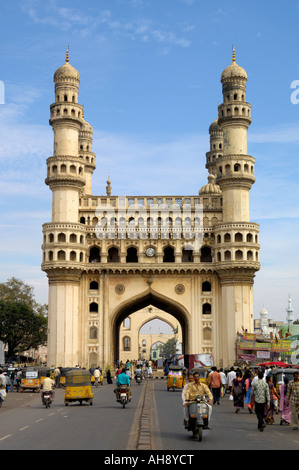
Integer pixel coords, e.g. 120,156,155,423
145,247,155,257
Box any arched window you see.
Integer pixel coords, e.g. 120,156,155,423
123,336,131,351
89,246,100,263
235,250,243,260
202,281,211,292
89,326,98,340
235,232,243,242
224,233,231,242
182,248,193,262
58,250,65,261
126,247,138,263
108,247,119,262
70,251,76,261
202,303,212,315
58,233,66,243
89,302,98,313
200,246,212,262
163,246,175,262
224,250,231,261
90,281,98,290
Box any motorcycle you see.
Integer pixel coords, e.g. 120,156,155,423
185,395,212,441
117,385,130,408
135,375,142,385
42,390,53,408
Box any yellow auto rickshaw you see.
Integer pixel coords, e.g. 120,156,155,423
64,370,93,406
20,367,41,392
39,367,51,385
167,365,186,391
190,367,211,387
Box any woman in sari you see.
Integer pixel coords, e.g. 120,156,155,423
264,375,277,424
231,371,244,413
279,377,291,425
244,371,254,413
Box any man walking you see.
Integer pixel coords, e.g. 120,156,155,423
250,370,270,431
209,367,222,405
287,371,299,430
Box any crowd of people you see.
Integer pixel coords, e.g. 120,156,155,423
198,365,299,432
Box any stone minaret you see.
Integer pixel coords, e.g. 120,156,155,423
42,49,86,367
214,48,260,364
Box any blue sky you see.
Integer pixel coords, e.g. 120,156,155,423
0,0,299,323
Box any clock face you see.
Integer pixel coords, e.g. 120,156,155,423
145,247,155,257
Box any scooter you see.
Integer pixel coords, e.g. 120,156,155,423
117,386,130,408
135,375,142,385
185,395,212,441
42,390,53,408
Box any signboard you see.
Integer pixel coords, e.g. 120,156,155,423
237,341,271,351
257,350,271,359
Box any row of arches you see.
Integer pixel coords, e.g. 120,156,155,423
217,232,258,244
81,215,203,227
51,106,81,119
220,105,250,118
217,249,258,262
48,163,84,177
218,162,254,175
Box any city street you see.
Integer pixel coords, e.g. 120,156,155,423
0,379,298,451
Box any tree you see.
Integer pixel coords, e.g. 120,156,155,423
159,337,176,359
0,278,48,360
0,277,47,316
0,300,47,359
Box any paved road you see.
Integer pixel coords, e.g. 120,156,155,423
152,379,299,450
0,381,144,450
1,379,299,451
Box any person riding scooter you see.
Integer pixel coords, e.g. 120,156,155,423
115,368,131,400
134,366,142,382
184,371,213,427
41,372,55,404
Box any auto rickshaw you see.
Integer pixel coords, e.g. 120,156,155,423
64,370,93,406
272,368,298,399
167,365,186,391
90,368,103,386
60,367,75,387
39,367,51,385
190,367,211,387
19,367,41,392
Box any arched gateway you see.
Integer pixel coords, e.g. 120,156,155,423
42,49,260,370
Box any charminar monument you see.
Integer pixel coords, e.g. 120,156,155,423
42,47,260,369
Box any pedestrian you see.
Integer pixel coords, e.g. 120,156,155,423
219,368,227,396
279,377,291,425
227,367,236,393
244,371,254,413
107,369,113,384
250,370,270,431
286,371,299,430
264,375,276,425
16,369,22,392
209,367,222,405
54,366,61,388
231,371,244,414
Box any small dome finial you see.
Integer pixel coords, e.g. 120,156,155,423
232,45,236,63
66,46,69,63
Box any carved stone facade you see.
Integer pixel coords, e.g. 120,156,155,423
42,49,260,369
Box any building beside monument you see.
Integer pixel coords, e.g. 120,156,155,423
42,48,260,369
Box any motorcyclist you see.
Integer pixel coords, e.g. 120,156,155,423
115,368,131,400
184,371,213,426
41,373,55,404
134,366,142,382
